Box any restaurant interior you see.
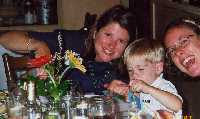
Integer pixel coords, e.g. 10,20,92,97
0,0,200,118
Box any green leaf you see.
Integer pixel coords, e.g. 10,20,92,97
50,86,61,102
35,79,47,96
27,75,38,81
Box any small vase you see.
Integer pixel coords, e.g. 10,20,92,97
44,102,65,119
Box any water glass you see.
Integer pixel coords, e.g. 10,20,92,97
7,96,27,118
71,97,90,119
44,101,65,119
89,96,115,119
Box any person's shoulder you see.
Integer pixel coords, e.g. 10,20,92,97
152,74,177,90
157,77,176,88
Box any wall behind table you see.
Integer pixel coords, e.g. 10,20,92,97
58,0,120,30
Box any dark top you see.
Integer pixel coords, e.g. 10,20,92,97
69,59,120,95
29,29,88,56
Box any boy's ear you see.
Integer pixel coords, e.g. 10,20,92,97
155,61,164,75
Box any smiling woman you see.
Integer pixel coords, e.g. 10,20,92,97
163,17,200,77
69,5,136,95
162,16,200,118
94,22,129,62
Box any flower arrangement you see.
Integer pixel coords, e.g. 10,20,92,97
25,50,86,102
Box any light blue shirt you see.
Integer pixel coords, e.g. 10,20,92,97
0,45,21,90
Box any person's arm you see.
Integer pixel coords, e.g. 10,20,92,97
0,31,51,57
145,85,182,112
130,80,182,112
156,110,175,119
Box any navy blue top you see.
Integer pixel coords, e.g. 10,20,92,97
69,59,120,95
29,29,87,56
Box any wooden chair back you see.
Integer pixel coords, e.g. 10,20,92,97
2,53,31,92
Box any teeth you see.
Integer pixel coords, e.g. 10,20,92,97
104,48,112,55
182,56,194,66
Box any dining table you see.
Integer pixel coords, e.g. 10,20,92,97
0,90,175,119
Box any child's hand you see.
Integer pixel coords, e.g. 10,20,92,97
156,110,174,119
129,79,151,93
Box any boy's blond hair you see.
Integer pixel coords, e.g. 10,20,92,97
123,38,165,65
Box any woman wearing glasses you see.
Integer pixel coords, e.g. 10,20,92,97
163,17,200,78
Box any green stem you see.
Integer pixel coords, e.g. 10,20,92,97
45,69,57,87
59,67,70,83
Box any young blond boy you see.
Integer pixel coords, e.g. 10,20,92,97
123,38,182,118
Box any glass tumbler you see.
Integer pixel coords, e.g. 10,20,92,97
71,97,90,119
7,95,27,118
90,96,115,119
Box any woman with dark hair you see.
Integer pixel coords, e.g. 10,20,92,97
84,5,135,59
162,16,200,119
163,17,200,78
69,5,136,95
0,5,136,96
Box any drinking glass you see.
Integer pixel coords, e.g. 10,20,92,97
71,96,90,119
43,101,66,119
89,96,115,119
7,95,27,118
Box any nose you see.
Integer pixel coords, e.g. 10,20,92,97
108,40,117,49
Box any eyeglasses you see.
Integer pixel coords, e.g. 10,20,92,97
166,34,194,57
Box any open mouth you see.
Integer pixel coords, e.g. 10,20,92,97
182,55,195,69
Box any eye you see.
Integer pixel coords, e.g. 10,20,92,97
104,33,112,37
180,38,189,47
138,68,144,71
127,68,134,73
128,69,133,72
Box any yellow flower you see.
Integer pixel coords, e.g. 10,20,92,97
65,50,86,73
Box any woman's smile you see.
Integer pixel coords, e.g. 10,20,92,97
182,55,195,69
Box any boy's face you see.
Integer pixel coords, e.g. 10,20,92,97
127,56,162,84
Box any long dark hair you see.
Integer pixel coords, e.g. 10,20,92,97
84,5,136,59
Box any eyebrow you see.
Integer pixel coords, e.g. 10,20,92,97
179,34,194,39
128,64,148,69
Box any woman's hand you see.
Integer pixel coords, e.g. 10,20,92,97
105,80,129,96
